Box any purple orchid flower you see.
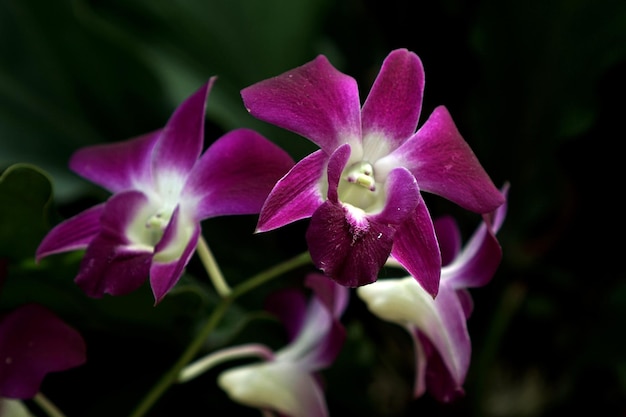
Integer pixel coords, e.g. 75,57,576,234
242,48,504,295
357,184,509,402
36,78,294,303
216,273,348,417
0,304,86,400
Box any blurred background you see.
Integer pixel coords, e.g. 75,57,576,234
1,0,625,416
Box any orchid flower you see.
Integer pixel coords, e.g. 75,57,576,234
36,78,294,303
0,303,86,412
180,273,348,417
357,184,509,402
242,48,504,295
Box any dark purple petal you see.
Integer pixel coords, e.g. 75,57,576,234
414,331,466,403
306,201,395,287
36,204,104,261
361,49,425,151
74,191,153,297
391,198,441,297
256,150,327,232
379,106,505,213
69,131,159,193
433,216,462,266
305,273,349,318
183,128,294,219
265,287,308,342
150,208,201,303
0,304,86,399
152,79,213,177
241,55,361,154
301,273,349,367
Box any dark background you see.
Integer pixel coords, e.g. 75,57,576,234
1,0,625,416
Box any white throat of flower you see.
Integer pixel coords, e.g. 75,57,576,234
338,159,385,214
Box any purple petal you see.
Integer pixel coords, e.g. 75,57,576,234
74,191,153,297
361,49,425,151
183,128,294,219
433,216,462,266
265,288,308,342
371,168,420,225
391,198,441,297
443,217,502,289
299,273,348,368
418,283,471,401
306,201,395,287
305,272,349,318
444,187,509,289
150,209,200,303
69,130,159,193
0,304,86,399
325,144,351,203
357,278,469,402
36,204,104,261
152,79,214,178
414,331,466,402
378,106,505,213
241,55,362,153
275,275,347,369
256,150,327,232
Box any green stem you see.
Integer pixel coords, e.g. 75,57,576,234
196,236,231,297
128,250,312,417
33,393,67,417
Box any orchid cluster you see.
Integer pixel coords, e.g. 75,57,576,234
1,49,507,417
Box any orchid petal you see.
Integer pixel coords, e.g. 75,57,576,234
183,128,294,219
265,288,308,342
362,49,425,152
256,150,327,232
305,272,349,318
241,55,361,153
218,361,328,417
413,331,465,402
443,185,508,288
391,197,441,297
371,168,420,225
325,144,351,203
74,191,153,297
378,106,504,213
69,131,158,193
150,208,200,303
306,201,395,287
0,304,86,399
277,274,347,369
152,79,213,179
36,204,104,261
357,278,470,400
433,216,463,266
0,399,34,417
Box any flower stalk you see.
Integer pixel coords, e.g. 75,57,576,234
128,250,312,417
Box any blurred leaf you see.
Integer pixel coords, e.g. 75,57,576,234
0,163,52,261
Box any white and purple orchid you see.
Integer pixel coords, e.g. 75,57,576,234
242,48,504,295
357,184,509,402
0,304,86,401
215,273,348,417
36,78,294,303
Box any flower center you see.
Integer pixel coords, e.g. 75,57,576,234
338,161,384,213
345,161,376,191
144,210,171,245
